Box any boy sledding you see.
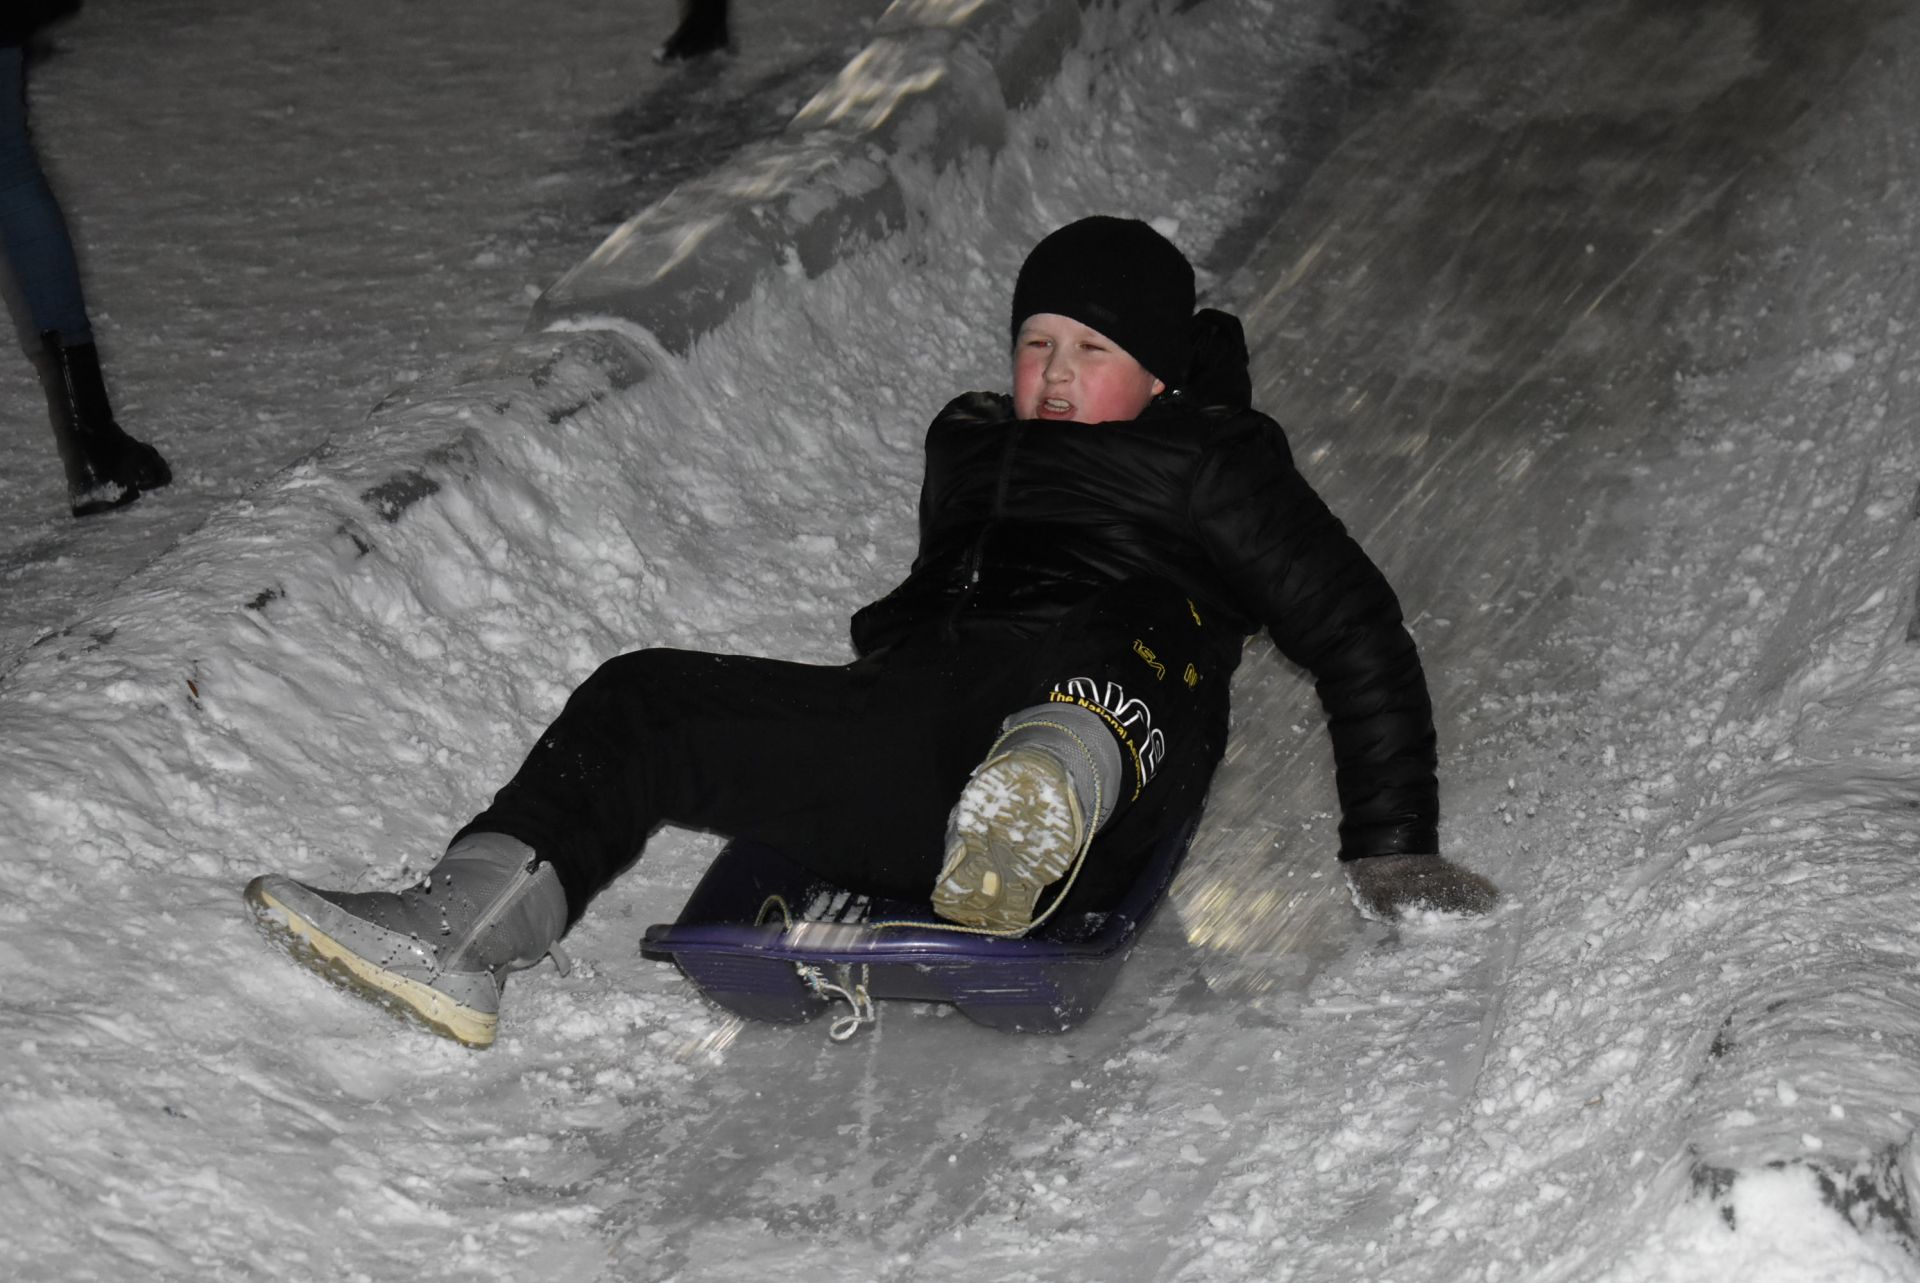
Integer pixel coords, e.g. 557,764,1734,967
246,216,1498,1047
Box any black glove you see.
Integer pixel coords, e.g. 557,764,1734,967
1345,854,1500,921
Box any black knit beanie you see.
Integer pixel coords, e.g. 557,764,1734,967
1009,216,1195,386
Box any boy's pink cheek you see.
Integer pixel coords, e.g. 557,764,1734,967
1011,368,1045,419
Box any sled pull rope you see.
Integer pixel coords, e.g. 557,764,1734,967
755,896,876,1040
797,961,876,1041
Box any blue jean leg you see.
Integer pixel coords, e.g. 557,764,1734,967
0,46,92,344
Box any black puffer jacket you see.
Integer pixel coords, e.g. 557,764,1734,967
852,381,1439,859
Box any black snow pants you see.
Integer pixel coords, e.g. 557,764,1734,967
455,578,1241,925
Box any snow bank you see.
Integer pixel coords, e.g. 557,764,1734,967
532,0,1095,352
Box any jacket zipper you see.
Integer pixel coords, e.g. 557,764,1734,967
944,421,1022,638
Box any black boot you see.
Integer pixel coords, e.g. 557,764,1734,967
654,0,730,63
41,332,171,518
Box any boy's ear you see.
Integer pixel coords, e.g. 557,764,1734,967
1184,308,1252,410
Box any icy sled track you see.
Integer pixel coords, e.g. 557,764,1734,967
3,0,1920,1279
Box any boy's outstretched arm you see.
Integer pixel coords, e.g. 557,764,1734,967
1193,418,1501,918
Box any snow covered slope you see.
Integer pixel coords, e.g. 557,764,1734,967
3,0,1918,1280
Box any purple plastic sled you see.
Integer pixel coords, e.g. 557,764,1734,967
641,818,1199,1035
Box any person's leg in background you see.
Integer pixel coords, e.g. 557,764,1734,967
654,0,729,63
0,43,169,517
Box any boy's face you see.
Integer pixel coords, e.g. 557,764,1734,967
1012,313,1165,424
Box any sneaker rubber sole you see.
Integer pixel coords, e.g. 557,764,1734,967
933,746,1086,934
244,876,498,1048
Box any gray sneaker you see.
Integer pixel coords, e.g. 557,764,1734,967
933,745,1088,934
243,838,566,1047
